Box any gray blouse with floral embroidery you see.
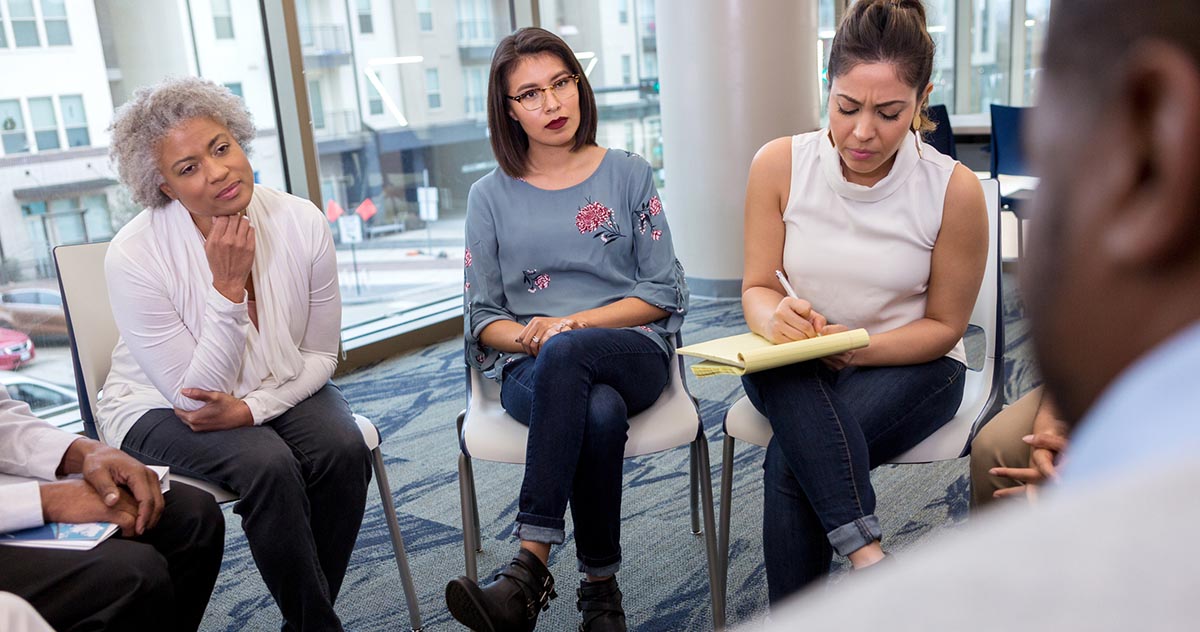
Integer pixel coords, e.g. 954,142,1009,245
464,149,689,380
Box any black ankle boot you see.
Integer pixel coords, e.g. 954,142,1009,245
446,548,557,632
576,578,626,632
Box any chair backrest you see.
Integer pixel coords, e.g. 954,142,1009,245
924,104,956,160
890,177,1005,462
53,242,117,442
960,177,1005,440
989,104,1031,178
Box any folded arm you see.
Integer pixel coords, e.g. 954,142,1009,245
106,243,250,412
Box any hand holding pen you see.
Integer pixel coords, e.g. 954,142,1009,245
774,270,826,336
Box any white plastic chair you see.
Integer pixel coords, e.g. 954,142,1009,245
716,179,1005,606
53,241,424,632
455,336,727,629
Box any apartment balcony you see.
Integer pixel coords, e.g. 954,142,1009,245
301,24,352,68
313,108,362,140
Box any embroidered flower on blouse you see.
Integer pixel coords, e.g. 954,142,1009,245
576,200,624,244
636,197,663,240
464,248,472,268
523,269,551,293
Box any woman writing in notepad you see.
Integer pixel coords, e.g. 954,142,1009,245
740,0,987,602
444,28,687,632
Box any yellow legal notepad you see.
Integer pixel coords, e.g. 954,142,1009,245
677,329,870,377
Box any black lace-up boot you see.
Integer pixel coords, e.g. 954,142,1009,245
576,577,626,632
446,548,557,632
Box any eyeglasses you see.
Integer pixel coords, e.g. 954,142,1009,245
507,74,580,111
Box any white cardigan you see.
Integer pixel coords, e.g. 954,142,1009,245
96,185,341,449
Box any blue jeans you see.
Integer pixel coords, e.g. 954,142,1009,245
121,383,371,632
742,357,965,603
500,328,670,576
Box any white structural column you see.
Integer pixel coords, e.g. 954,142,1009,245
657,0,820,298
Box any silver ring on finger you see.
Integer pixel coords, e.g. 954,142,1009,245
531,336,540,343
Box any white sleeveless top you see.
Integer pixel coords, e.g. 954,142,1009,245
781,129,966,365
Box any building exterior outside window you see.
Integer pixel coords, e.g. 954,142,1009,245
60,95,89,147
425,68,441,109
27,97,58,151
9,0,41,47
358,0,374,34
40,0,69,45
212,0,234,39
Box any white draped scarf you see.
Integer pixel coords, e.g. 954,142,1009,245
154,188,305,391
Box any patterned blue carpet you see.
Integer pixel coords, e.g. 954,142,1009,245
198,273,1038,631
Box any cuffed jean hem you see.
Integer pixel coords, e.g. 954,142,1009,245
827,515,883,556
577,557,621,577
512,521,566,545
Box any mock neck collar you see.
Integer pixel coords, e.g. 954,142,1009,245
818,128,922,203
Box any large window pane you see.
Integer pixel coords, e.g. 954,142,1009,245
927,0,955,110
0,1,284,420
1022,0,1051,104
536,0,665,185
966,0,1012,112
296,1,503,337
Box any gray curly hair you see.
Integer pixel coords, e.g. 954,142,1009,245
109,76,256,209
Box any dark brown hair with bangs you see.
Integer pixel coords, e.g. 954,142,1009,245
487,27,598,178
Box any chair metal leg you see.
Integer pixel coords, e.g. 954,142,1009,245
370,447,424,631
466,457,481,552
718,435,735,599
693,435,726,630
458,452,479,582
689,440,701,535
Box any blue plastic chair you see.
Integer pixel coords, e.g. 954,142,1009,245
924,104,957,160
989,104,1035,256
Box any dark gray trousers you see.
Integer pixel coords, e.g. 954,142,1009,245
121,383,371,632
0,482,224,632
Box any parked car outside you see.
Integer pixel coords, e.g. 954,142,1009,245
0,371,83,434
0,327,35,370
0,287,69,339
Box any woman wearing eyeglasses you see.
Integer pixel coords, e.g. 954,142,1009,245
740,0,988,603
445,27,688,632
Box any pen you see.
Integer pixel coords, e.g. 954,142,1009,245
775,270,821,336
774,270,800,299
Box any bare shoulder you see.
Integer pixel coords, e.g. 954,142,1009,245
943,163,987,227
751,136,793,176
747,136,794,206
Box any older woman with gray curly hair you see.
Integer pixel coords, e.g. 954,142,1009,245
97,76,370,632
